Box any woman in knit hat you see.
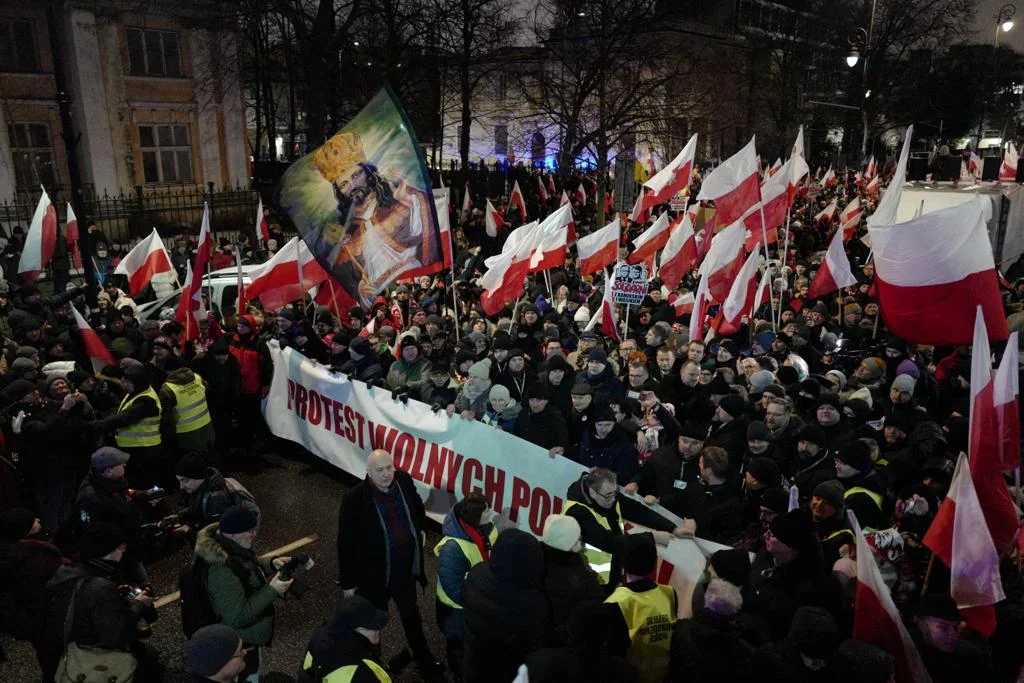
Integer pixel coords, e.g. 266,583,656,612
481,384,521,432
450,358,492,420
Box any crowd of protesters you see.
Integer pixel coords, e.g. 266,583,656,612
0,152,1023,682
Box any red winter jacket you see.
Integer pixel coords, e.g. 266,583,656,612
229,315,264,395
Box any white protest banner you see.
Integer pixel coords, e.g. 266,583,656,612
263,341,588,534
611,262,649,306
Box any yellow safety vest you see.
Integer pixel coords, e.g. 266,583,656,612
564,499,621,585
606,584,677,683
166,374,211,434
114,386,162,448
433,526,499,609
302,653,391,683
845,486,883,511
822,527,855,543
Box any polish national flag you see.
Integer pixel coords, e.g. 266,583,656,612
537,175,549,203
508,180,528,220
839,197,863,241
698,220,746,302
176,204,214,340
696,137,761,227
641,133,697,212
742,153,809,252
245,236,329,312
575,182,587,206
668,291,694,316
751,265,772,314
767,158,782,177
969,151,982,176
865,155,877,179
658,210,698,290
65,202,82,269
480,221,541,315
1000,142,1018,182
627,212,672,265
864,174,880,195
584,268,621,342
629,192,648,225
814,198,838,223
547,174,556,196
994,335,1020,471
17,186,57,283
461,182,473,220
792,126,805,158
115,228,174,295
559,190,577,243
485,199,506,237
721,245,762,326
807,226,858,299
256,195,270,241
850,510,933,683
577,217,620,276
688,275,710,342
820,167,837,187
529,204,572,272
71,306,117,373
924,451,1005,637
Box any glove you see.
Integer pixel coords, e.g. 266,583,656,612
11,410,25,434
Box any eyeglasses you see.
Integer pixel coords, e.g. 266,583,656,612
594,489,617,501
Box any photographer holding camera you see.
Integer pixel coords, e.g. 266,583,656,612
192,504,295,681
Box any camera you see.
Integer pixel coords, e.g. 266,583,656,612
277,553,314,598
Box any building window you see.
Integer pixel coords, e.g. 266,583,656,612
0,19,38,72
7,123,56,189
494,124,508,155
494,72,507,101
126,28,181,77
139,124,194,184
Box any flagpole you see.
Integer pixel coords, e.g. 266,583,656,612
450,274,462,341
779,207,792,329
757,204,777,331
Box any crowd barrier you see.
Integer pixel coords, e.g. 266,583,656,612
263,341,732,616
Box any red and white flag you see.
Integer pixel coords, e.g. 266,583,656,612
807,226,858,299
17,186,57,283
924,451,1005,637
699,220,746,302
721,245,761,326
508,180,528,220
668,291,694,316
688,275,710,342
629,192,648,225
840,198,863,241
245,236,329,312
767,158,782,177
584,269,621,342
696,136,761,227
485,199,506,237
969,151,982,176
479,221,541,315
558,190,578,243
814,198,838,223
742,153,809,252
865,156,877,179
65,202,82,269
752,265,772,314
627,211,672,265
864,174,880,195
792,126,805,158
641,133,697,212
575,182,587,206
820,166,837,187
461,182,473,220
547,174,556,196
869,194,1008,345
994,334,1020,471
71,306,117,373
175,204,214,340
530,204,572,272
256,195,270,241
577,217,620,276
115,229,174,296
658,210,698,290
537,175,549,203
850,511,933,683
1000,142,1018,182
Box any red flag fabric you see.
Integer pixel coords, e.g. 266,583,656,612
688,275,710,342
65,202,82,269
71,306,116,373
721,246,761,326
659,210,698,291
394,188,452,279
627,212,672,265
17,187,57,283
850,511,933,683
485,199,506,238
245,236,330,312
508,180,527,220
1000,142,1018,182
575,182,587,206
576,218,620,276
479,221,541,315
994,334,1020,471
461,182,473,220
807,228,858,299
840,198,863,241
696,137,761,227
815,198,838,224
699,220,746,302
256,196,270,241
529,204,572,272
175,204,214,340
537,175,549,203
115,229,174,296
923,452,1005,636
584,270,621,342
641,133,697,211
558,190,578,243
821,167,837,187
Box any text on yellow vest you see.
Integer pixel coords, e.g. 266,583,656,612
166,373,212,433
606,583,677,683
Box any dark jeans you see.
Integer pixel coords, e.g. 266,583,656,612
36,480,76,534
358,577,435,667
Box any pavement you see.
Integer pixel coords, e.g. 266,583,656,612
1,445,450,682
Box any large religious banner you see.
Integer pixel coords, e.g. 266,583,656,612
276,87,442,309
264,342,733,618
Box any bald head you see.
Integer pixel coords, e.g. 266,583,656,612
367,449,396,491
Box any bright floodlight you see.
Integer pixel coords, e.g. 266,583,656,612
1003,19,1015,32
846,52,860,68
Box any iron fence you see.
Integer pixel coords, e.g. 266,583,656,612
0,182,266,247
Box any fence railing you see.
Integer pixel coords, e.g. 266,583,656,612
0,182,264,247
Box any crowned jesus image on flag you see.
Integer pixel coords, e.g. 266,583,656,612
277,87,442,309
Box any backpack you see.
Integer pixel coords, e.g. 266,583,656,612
178,557,218,638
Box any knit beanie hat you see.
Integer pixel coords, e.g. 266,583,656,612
175,452,210,481
718,394,747,419
836,440,874,473
488,384,511,402
860,357,886,381
218,505,258,534
891,374,917,395
541,514,581,552
760,488,789,515
467,358,492,380
709,549,751,588
825,369,847,392
812,479,846,513
796,423,827,449
587,348,608,364
896,359,921,379
188,624,241,677
526,383,550,401
746,421,771,442
749,370,775,394
622,532,657,576
746,457,779,486
574,306,591,323
0,508,36,541
769,509,814,552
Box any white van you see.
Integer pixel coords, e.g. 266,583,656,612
135,266,259,321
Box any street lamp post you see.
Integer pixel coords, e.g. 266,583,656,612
845,0,877,155
978,4,1016,146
